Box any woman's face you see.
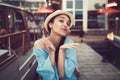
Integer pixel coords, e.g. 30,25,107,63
49,14,71,36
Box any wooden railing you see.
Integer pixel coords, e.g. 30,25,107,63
0,30,27,55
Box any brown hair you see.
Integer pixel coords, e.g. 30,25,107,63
55,36,66,65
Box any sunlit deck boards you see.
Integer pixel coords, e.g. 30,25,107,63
76,43,120,80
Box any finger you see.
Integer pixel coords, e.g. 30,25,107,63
71,45,79,48
72,43,79,46
68,43,79,48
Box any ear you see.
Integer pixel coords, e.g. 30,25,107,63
48,23,53,28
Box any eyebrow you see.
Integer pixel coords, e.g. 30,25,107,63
57,16,70,22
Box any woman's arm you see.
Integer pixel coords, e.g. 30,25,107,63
33,39,56,80
57,48,65,78
33,48,55,80
57,43,79,78
49,51,55,67
44,38,56,67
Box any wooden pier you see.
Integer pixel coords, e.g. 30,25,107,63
76,42,120,80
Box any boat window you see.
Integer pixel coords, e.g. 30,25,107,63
0,10,4,29
0,10,8,49
0,9,7,34
14,12,25,32
8,12,14,33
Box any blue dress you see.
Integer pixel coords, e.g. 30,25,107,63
33,37,77,80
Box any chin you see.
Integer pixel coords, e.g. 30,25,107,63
56,31,67,37
61,33,67,37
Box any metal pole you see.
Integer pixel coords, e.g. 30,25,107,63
8,36,12,56
22,32,25,54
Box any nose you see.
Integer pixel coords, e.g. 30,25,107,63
63,22,68,28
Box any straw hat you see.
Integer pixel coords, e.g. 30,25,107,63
44,10,74,33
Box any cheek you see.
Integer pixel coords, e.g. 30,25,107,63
51,25,59,32
52,23,61,31
53,27,61,32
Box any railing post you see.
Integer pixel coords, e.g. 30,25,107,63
8,36,12,56
22,31,25,54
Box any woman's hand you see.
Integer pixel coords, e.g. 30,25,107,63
57,43,79,78
44,38,56,67
60,43,79,50
44,38,55,52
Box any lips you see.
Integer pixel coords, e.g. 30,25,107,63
62,28,67,32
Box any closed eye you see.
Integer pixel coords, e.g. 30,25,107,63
59,19,64,23
67,22,70,26
59,19,70,26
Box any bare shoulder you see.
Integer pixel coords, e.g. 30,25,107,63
34,38,46,48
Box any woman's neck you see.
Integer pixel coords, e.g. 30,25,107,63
48,33,62,47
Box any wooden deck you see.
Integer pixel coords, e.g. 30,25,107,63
67,34,120,80
76,43,120,80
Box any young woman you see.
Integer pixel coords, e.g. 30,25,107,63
33,10,79,80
